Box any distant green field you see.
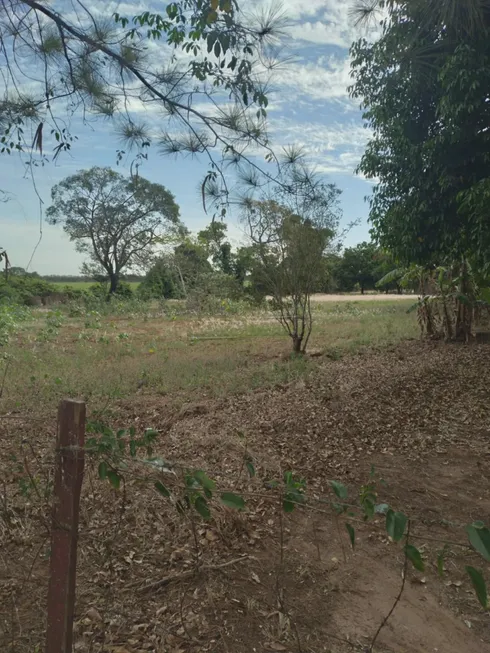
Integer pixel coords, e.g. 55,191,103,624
50,281,141,290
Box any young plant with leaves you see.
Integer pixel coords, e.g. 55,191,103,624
239,163,342,353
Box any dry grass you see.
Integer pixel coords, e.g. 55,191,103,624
1,299,417,416
9,299,490,653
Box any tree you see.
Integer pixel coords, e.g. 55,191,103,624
198,220,234,275
243,199,337,353
172,240,213,297
350,0,490,271
0,1,284,196
46,167,182,295
334,242,378,294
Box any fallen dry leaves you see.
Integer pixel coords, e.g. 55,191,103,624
1,341,490,653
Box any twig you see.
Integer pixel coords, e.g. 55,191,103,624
18,535,49,596
0,358,11,400
179,584,199,643
132,555,250,593
335,515,347,563
369,520,411,652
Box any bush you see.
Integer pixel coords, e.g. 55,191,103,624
0,276,57,305
138,259,181,300
0,303,31,344
114,281,133,298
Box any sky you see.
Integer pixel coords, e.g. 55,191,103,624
0,0,377,275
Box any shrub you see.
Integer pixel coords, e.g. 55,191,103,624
0,276,57,305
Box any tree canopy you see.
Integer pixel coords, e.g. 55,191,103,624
0,0,285,196
350,0,490,271
46,167,182,294
334,242,378,294
242,195,339,352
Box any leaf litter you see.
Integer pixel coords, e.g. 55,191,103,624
1,341,490,652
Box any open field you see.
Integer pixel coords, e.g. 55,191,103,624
50,280,141,290
307,293,414,302
1,299,490,653
1,299,417,413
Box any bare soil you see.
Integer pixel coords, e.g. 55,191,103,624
311,293,413,302
1,340,490,653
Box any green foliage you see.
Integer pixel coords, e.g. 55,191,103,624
406,544,425,572
86,421,160,490
386,509,407,543
138,259,181,300
1,0,278,202
466,566,488,609
282,471,306,513
346,523,356,550
0,303,31,344
350,2,490,270
329,480,348,500
243,196,339,353
0,274,57,305
466,522,490,562
334,242,378,294
220,492,246,510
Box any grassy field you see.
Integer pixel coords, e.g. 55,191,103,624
3,296,490,653
2,298,417,415
50,280,141,290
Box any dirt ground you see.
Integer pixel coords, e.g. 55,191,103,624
1,340,490,653
311,293,413,302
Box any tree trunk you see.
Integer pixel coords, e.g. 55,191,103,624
454,259,473,342
361,285,365,295
292,335,303,354
108,273,119,296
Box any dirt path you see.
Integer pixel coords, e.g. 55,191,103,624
312,292,413,302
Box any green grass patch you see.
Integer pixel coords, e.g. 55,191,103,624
50,280,141,290
0,299,418,416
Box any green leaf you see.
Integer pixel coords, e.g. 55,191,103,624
154,481,171,498
220,492,245,510
362,498,375,520
246,461,255,478
194,495,211,520
386,510,407,542
194,470,216,491
329,480,348,499
107,470,121,490
406,544,424,572
466,566,488,609
332,501,345,515
346,523,355,549
283,499,295,513
129,439,136,457
98,461,108,480
466,522,490,562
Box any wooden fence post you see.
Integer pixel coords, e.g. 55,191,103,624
45,399,86,653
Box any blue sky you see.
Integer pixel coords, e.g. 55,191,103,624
0,1,375,275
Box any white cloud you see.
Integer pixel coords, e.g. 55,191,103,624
267,116,371,175
271,55,355,108
289,21,351,47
